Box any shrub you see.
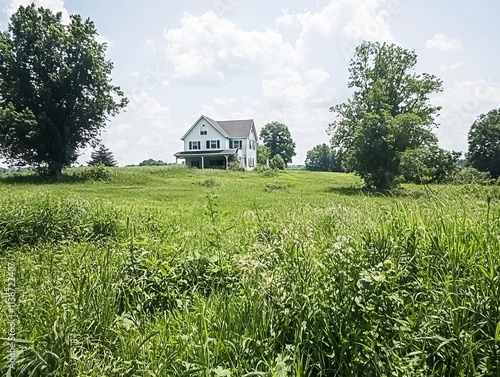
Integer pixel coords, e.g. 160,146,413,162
400,146,460,184
269,155,285,170
448,166,492,185
254,165,279,177
199,177,219,188
228,160,245,171
264,182,289,192
74,164,111,181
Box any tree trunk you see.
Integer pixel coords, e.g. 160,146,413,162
49,161,63,180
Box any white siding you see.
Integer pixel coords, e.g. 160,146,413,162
183,118,228,151
246,126,258,170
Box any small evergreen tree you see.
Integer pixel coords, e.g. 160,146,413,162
88,144,117,167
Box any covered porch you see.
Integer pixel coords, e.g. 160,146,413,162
174,149,239,170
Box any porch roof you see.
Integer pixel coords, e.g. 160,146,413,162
174,149,238,158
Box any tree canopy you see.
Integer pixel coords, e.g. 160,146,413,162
467,108,500,178
0,5,127,178
328,42,443,190
259,122,296,164
305,143,343,172
88,144,117,167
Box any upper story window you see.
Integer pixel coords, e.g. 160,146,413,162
249,140,256,150
189,141,201,150
200,124,207,135
230,140,242,149
206,140,220,149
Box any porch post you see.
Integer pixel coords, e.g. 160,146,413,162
225,155,229,170
201,156,205,169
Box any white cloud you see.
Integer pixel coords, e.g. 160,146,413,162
8,0,70,24
440,61,464,72
110,123,132,136
214,97,238,107
275,0,399,64
163,11,298,80
434,77,500,151
342,0,397,44
262,68,332,108
277,1,344,35
277,0,398,43
111,140,129,151
426,33,462,51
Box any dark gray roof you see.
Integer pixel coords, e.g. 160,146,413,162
212,119,255,138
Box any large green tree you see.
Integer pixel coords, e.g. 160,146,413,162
0,5,127,178
467,109,500,178
259,121,296,164
88,144,117,167
305,143,343,172
328,42,443,190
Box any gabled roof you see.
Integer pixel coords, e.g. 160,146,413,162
181,115,255,140
215,119,255,138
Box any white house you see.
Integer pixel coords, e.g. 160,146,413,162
174,115,258,170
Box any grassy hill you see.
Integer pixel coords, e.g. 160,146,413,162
1,166,499,376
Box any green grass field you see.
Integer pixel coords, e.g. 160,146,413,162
1,166,499,376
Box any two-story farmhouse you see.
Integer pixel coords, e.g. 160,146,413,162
174,115,258,170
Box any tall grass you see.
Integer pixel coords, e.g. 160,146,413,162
0,170,499,376
0,196,120,249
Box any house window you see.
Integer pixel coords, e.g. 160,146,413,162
249,140,255,150
191,160,200,168
206,140,220,149
230,140,242,149
200,125,207,135
189,141,201,150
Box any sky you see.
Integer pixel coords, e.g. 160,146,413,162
1,0,499,166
